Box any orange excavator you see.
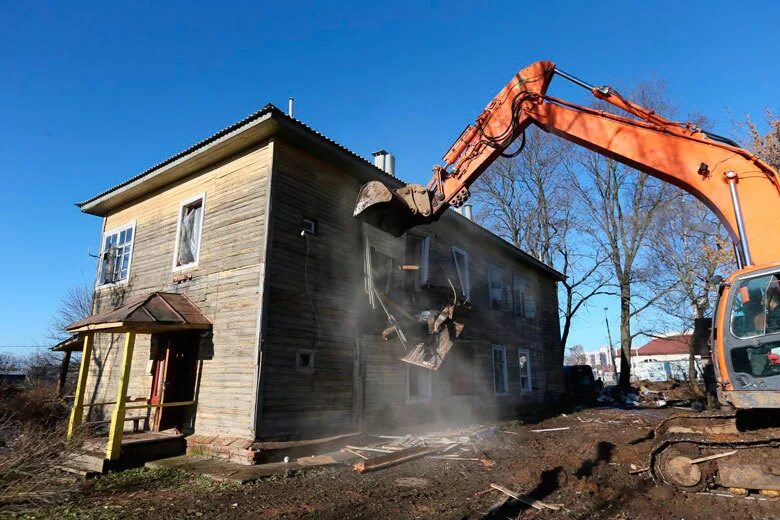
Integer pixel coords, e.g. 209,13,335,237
354,61,780,495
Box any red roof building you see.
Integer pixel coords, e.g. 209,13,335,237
636,335,692,356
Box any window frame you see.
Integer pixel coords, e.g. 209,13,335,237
172,193,206,272
517,348,532,393
513,272,525,319
96,220,136,289
406,364,433,404
295,348,316,373
452,246,471,301
492,345,509,396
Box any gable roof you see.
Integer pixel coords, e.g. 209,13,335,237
66,292,211,334
637,335,691,356
77,104,564,281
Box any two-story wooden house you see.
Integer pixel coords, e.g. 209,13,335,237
65,104,564,466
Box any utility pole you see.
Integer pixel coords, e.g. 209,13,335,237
604,307,618,379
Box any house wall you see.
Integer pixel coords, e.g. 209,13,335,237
83,140,273,439
255,140,367,439
361,213,563,430
257,140,563,438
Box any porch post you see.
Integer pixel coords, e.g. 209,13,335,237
67,333,93,440
106,331,136,461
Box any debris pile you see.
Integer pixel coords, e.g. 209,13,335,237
346,429,496,474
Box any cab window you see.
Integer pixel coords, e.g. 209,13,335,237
730,273,780,338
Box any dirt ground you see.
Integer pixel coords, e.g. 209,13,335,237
11,406,780,519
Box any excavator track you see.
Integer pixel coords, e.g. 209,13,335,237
650,412,780,496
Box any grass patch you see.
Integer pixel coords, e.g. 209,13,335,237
92,467,188,493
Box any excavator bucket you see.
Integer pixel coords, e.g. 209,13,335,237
353,180,435,236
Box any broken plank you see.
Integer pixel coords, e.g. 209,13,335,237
690,450,737,464
530,427,570,433
353,445,442,474
344,445,394,454
489,483,561,511
345,449,369,460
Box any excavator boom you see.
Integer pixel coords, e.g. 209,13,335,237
354,60,780,266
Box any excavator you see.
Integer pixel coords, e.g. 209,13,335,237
353,61,780,495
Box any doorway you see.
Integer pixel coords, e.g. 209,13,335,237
150,332,200,432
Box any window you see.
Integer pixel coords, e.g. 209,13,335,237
97,222,135,286
513,273,525,319
518,349,532,393
450,344,474,396
452,247,470,301
489,268,513,312
492,346,509,396
296,349,316,372
731,272,780,338
405,236,430,290
173,194,205,271
407,364,432,403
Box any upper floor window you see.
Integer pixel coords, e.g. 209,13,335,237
98,222,135,286
173,194,205,271
489,268,514,312
512,273,536,320
405,236,430,290
452,247,470,301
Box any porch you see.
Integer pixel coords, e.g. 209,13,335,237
64,292,211,471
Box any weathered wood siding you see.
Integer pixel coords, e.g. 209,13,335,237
256,141,366,439
84,141,273,438
360,213,563,429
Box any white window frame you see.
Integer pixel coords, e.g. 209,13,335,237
406,364,432,404
517,348,532,393
452,247,470,301
172,193,206,272
492,345,509,396
96,220,136,289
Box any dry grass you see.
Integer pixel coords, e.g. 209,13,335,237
0,385,88,510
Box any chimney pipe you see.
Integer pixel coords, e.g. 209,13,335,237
288,97,294,118
372,150,395,177
463,204,473,220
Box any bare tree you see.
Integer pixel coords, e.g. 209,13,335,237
745,110,780,170
569,81,679,390
45,284,93,345
472,127,611,349
650,193,736,385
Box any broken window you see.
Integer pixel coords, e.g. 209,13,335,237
452,247,470,301
518,348,532,393
174,195,205,270
407,364,432,402
450,344,474,396
492,345,508,396
404,236,430,290
513,273,525,319
296,349,315,372
489,268,514,312
98,222,135,286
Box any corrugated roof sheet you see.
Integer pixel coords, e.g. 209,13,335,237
78,104,394,208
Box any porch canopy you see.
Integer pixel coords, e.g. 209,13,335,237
65,292,210,462
66,292,211,334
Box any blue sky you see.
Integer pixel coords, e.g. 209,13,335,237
1,1,779,356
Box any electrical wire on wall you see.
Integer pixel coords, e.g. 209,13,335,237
302,230,321,351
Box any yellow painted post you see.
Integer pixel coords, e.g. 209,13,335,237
67,333,93,440
106,331,135,461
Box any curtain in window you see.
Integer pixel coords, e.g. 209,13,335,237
178,202,202,266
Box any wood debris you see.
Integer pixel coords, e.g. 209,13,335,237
489,483,562,511
531,427,570,433
353,445,443,473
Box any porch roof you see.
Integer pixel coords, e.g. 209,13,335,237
66,292,211,334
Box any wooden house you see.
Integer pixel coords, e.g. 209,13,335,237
66,105,564,465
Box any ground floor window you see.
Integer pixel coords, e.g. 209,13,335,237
407,364,432,403
518,348,532,393
492,345,508,396
450,345,474,396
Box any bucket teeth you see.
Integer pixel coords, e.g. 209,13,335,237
354,181,435,236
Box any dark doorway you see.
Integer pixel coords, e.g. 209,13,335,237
150,332,200,432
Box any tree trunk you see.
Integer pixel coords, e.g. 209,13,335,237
618,282,633,389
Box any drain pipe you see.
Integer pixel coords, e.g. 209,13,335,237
725,171,752,266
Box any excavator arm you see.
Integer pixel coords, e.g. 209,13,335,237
354,60,780,267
